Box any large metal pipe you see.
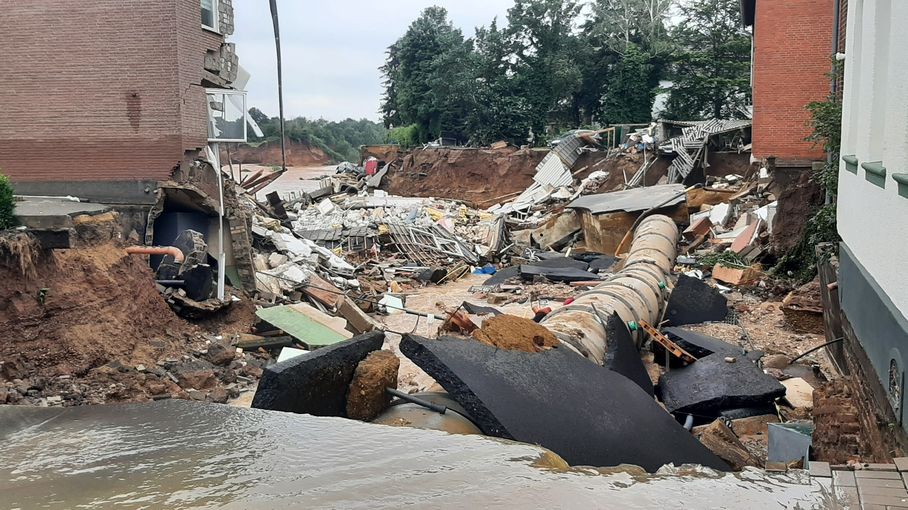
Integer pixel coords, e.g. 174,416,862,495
126,246,185,263
541,215,678,364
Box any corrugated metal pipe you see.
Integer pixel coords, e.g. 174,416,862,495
540,215,679,365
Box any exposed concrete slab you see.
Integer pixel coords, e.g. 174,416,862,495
400,334,729,472
13,198,110,230
251,332,384,416
664,275,728,326
658,353,785,417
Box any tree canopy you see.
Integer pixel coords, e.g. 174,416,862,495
249,109,387,163
379,0,752,145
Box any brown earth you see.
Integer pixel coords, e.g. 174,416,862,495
471,314,560,353
382,147,547,206
346,350,400,421
224,140,332,167
0,240,263,406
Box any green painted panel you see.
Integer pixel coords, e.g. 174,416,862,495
256,305,351,347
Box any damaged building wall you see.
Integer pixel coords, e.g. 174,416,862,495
745,0,833,163
0,0,235,204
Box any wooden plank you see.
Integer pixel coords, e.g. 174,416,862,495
638,320,697,363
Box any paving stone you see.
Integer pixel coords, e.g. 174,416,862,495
865,463,899,471
809,461,832,478
400,334,729,472
834,470,857,487
833,485,860,507
896,458,908,472
856,470,902,480
854,478,906,489
857,486,908,498
859,494,908,507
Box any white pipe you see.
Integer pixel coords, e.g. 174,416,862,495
211,142,226,301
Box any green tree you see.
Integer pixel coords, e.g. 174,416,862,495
506,0,584,138
0,173,14,230
665,0,751,120
380,7,474,143
583,0,674,124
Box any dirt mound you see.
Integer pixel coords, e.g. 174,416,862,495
382,147,546,206
471,314,560,353
225,140,332,167
347,350,400,421
0,243,263,406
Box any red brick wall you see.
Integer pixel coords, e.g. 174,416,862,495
0,1,223,185
752,0,834,161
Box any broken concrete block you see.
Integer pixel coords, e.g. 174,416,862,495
730,220,761,254
253,254,269,272
693,420,761,471
683,217,713,242
251,331,385,416
268,252,289,269
658,353,786,417
338,296,380,334
400,335,729,472
664,275,729,326
346,350,400,421
712,263,761,286
781,377,814,410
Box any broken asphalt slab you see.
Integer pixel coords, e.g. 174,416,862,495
658,352,785,418
519,265,601,283
662,327,763,362
399,335,728,472
664,275,728,326
602,313,653,396
251,332,384,416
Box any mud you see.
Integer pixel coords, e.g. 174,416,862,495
471,314,560,353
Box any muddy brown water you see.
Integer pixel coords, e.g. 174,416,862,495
0,401,838,509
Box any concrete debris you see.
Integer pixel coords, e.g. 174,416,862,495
693,420,762,470
664,274,729,326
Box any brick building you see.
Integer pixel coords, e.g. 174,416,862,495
0,0,245,204
741,0,835,164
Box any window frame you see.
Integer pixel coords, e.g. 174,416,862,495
206,89,247,143
201,0,219,33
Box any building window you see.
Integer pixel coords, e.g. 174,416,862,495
201,0,219,32
207,89,247,142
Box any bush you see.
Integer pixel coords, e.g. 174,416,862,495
0,173,14,230
387,124,419,148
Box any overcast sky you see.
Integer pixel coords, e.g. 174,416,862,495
232,0,516,123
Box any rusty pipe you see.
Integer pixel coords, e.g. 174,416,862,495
540,214,678,364
126,246,185,263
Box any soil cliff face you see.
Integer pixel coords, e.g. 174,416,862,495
382,147,547,207
224,140,332,167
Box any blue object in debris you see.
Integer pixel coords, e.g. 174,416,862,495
473,264,497,275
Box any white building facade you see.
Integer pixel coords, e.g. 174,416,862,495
837,0,908,428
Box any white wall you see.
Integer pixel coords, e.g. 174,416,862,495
837,0,908,312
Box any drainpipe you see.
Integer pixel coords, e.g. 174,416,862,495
210,143,226,301
126,246,185,263
827,0,842,207
540,214,678,364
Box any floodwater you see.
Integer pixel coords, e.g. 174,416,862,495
0,400,839,509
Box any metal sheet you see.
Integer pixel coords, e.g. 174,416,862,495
566,184,687,215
